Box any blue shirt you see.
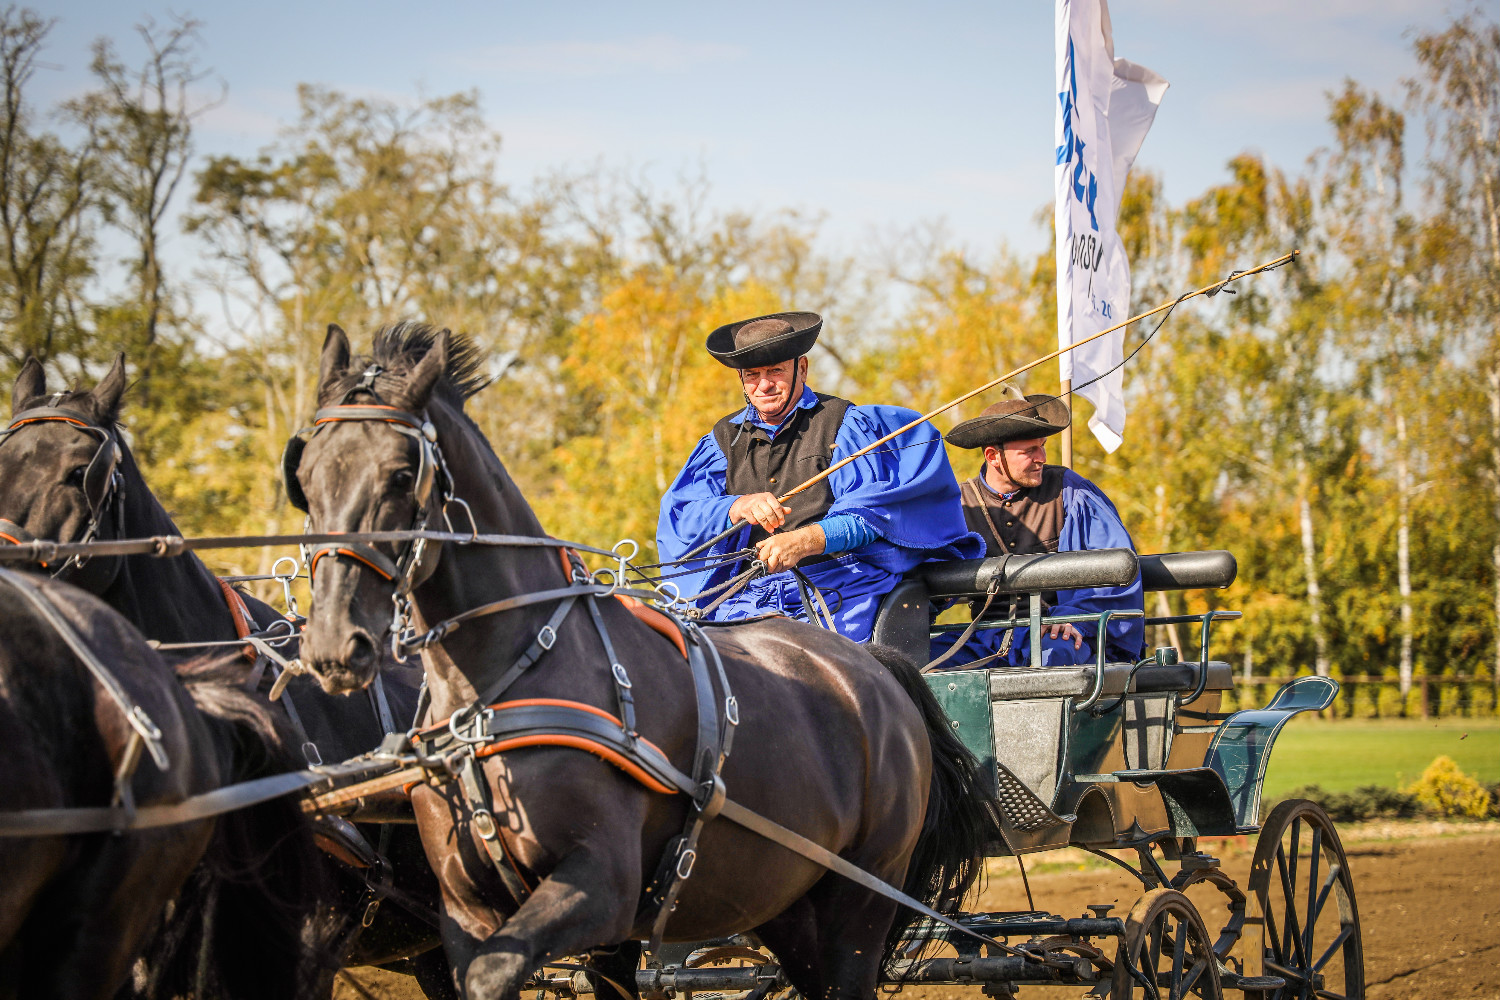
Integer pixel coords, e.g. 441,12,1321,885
658,389,984,641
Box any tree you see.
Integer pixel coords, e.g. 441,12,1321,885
69,15,219,378
0,7,96,373
1409,10,1500,700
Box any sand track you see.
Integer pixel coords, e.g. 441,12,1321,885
334,826,1500,999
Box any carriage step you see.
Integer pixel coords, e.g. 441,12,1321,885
1221,972,1286,992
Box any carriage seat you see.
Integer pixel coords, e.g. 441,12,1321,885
984,659,1234,702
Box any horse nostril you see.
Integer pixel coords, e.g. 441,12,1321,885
342,631,378,671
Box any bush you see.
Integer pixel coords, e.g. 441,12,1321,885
1404,756,1492,819
1274,784,1421,822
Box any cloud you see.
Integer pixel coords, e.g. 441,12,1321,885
459,35,746,77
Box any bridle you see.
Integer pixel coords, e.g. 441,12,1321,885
0,399,126,587
282,365,471,659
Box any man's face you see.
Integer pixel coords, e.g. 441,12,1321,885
740,357,806,422
984,437,1047,489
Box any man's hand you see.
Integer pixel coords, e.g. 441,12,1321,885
755,524,825,573
1045,622,1084,650
730,492,791,533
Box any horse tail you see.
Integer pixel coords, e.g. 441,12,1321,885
866,644,1001,971
134,653,336,1000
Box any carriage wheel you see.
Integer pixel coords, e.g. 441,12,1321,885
1173,864,1249,964
1246,800,1363,1000
1110,888,1224,999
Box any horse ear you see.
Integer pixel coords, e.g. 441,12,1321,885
405,330,449,408
12,356,44,415
91,353,128,417
319,324,351,394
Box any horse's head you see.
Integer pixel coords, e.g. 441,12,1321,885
0,355,128,588
291,323,462,694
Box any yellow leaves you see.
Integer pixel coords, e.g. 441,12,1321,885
537,268,784,559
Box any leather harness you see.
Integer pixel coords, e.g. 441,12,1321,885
286,390,1024,958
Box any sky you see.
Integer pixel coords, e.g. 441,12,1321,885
29,0,1493,262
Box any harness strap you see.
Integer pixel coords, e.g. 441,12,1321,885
923,580,1001,673
402,581,664,656
369,673,396,734
586,596,638,740
0,757,393,837
416,700,1020,957
463,594,581,712
0,567,169,773
459,754,534,904
790,568,836,631
216,578,261,664
309,543,402,585
313,404,430,432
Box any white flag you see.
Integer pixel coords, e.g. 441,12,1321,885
1054,0,1167,452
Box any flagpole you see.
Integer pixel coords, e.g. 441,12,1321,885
1058,378,1074,469
673,250,1298,563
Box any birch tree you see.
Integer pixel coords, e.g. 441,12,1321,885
1409,12,1500,699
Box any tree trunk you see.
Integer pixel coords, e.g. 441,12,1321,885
1490,363,1500,703
1153,484,1184,654
1395,411,1414,703
1297,461,1331,677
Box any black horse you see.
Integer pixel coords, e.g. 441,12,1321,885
0,570,326,999
0,356,452,997
290,323,999,1000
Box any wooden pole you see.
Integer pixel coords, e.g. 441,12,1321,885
1059,378,1074,470
773,250,1298,505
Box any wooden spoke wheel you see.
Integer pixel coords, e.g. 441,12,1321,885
1111,888,1224,999
1247,800,1364,1000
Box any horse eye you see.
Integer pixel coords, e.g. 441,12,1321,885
391,470,415,492
64,466,87,488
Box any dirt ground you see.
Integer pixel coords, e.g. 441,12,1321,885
333,823,1500,1000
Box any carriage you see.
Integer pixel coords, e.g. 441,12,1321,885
546,547,1360,1000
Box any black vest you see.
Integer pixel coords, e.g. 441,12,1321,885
712,393,853,547
960,464,1067,557
960,464,1067,608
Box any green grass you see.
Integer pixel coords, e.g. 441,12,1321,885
1260,717,1500,800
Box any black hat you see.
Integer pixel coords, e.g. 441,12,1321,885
946,394,1071,448
706,311,822,369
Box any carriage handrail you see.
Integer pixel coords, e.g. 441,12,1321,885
930,607,1145,712
1139,550,1238,592
1143,609,1243,707
916,549,1138,598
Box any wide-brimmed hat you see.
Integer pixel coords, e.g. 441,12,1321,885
705,311,822,369
946,394,1071,448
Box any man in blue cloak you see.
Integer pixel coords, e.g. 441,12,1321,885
657,311,983,643
931,392,1145,667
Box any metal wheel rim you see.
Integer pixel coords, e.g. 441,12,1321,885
1112,888,1225,999
1247,799,1364,1000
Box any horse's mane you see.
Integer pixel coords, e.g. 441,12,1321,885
324,321,489,409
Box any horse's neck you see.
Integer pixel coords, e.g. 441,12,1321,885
414,404,566,721
101,453,237,644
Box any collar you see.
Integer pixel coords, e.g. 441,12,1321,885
976,462,1021,501
739,384,819,438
